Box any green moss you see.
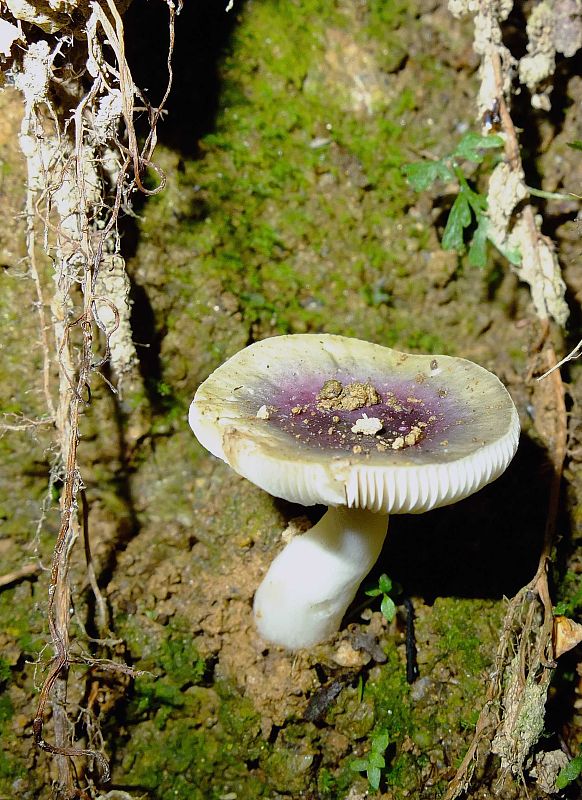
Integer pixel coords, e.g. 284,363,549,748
0,695,13,724
326,684,375,739
0,746,25,781
133,0,461,409
403,330,448,354
0,585,45,657
121,717,222,800
431,597,501,675
114,609,269,797
262,745,315,795
0,659,10,686
336,600,504,797
554,571,582,617
321,649,416,795
0,586,45,795
156,631,206,686
216,682,263,755
114,594,501,799
362,650,421,793
366,649,412,741
119,682,269,800
317,763,360,799
120,616,206,687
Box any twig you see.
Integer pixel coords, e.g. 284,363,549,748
537,338,582,381
0,414,54,433
0,562,42,590
444,325,566,799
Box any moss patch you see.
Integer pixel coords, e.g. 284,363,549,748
131,0,483,418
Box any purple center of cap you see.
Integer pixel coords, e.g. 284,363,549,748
263,372,465,456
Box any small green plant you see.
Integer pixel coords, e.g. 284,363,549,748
366,573,397,622
350,729,390,791
554,573,582,617
555,749,582,790
403,132,515,268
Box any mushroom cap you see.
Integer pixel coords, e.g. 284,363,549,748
189,334,519,513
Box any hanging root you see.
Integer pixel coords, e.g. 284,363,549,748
2,0,180,794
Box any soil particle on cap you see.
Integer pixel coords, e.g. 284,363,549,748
316,379,381,411
317,379,343,400
404,426,422,446
385,391,403,412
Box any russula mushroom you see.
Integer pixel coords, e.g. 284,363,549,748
189,334,519,650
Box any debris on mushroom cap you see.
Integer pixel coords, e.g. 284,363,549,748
189,334,520,514
256,404,270,419
351,414,383,435
404,426,422,446
317,379,343,400
317,379,380,411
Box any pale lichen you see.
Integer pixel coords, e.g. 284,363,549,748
508,214,569,326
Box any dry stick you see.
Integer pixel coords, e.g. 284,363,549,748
492,48,560,661
529,330,567,658
444,331,566,800
0,562,41,589
492,49,520,171
443,44,567,798
33,323,110,783
0,414,54,433
34,206,108,784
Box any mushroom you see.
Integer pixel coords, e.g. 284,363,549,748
189,334,520,650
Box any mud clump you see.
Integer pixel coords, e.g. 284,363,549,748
316,379,381,411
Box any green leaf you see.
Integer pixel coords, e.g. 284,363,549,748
468,214,489,268
555,754,582,789
350,759,369,772
453,132,504,163
441,191,471,251
489,234,521,266
378,574,392,594
372,731,390,752
380,595,397,622
567,140,582,152
402,159,453,191
367,766,381,791
367,751,385,769
357,674,364,702
466,187,488,214
365,586,382,597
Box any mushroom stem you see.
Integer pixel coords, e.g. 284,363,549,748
253,507,389,650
